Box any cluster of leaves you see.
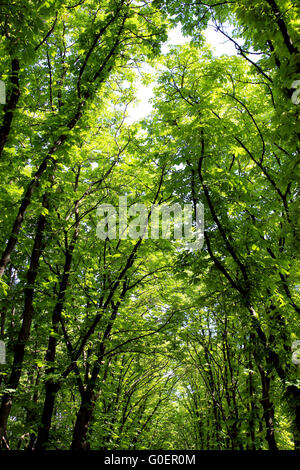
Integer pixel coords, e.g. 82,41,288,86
0,0,299,451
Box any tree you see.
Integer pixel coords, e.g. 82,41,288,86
0,0,299,451
148,43,299,448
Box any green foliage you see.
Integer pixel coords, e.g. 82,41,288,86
0,0,299,452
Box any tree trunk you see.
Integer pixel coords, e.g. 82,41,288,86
257,365,277,450
35,221,79,449
0,197,47,447
34,381,60,450
71,391,95,450
0,58,20,158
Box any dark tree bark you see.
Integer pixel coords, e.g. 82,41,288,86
257,365,278,450
0,194,48,447
34,217,80,450
71,389,96,450
0,58,20,158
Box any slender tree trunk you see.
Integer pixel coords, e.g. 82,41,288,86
0,58,20,158
34,235,78,449
0,195,48,447
26,368,41,451
257,365,277,450
247,350,256,450
202,342,222,449
34,381,61,450
70,390,95,450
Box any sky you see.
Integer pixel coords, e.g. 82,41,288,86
126,23,238,123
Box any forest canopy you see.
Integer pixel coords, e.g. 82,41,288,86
0,0,299,451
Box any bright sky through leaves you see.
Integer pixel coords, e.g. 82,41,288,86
127,24,238,123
